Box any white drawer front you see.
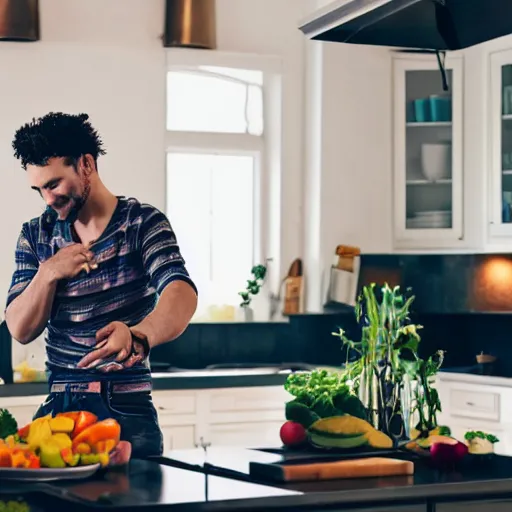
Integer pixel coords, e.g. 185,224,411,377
209,387,289,413
152,391,197,415
208,421,283,448
161,425,197,451
449,388,500,421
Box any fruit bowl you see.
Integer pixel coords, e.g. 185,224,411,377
0,409,123,478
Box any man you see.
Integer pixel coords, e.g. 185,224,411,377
4,112,198,461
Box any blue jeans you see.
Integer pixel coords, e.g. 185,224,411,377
33,379,164,459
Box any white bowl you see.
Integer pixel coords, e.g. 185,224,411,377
421,143,451,181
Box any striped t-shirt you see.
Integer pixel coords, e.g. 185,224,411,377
5,196,196,382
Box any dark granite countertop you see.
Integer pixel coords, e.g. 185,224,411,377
156,447,512,508
0,371,290,398
0,459,301,512
5,452,512,511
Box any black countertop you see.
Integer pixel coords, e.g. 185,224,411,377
0,459,300,512
0,371,290,398
5,452,512,511
156,447,512,508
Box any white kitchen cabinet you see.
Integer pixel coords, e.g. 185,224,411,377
207,420,284,448
160,425,197,451
393,54,465,250
154,385,291,452
489,47,512,240
0,395,46,427
436,375,512,456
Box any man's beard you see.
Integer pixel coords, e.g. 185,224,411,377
55,181,91,222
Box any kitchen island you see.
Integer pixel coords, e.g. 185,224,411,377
5,450,512,511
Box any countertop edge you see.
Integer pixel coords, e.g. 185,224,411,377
0,372,289,398
438,371,512,388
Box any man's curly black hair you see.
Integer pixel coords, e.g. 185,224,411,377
12,112,107,170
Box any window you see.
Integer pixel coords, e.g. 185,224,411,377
167,66,264,135
166,152,255,311
165,51,282,322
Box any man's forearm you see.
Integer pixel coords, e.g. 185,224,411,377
132,280,197,348
5,263,58,344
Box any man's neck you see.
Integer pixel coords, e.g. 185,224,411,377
75,185,118,231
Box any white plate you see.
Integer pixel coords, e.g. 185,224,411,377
0,463,101,481
413,211,451,217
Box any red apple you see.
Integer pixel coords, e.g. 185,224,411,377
279,421,307,447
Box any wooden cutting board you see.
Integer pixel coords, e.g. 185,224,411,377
249,457,414,483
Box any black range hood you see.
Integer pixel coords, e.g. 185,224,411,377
299,0,512,51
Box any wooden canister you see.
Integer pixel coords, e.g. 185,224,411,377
282,258,304,316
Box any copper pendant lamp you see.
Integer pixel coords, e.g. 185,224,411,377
163,0,216,49
0,0,39,42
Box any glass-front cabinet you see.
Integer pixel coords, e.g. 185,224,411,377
490,49,512,239
393,56,464,249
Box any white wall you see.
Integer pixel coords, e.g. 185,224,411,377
0,0,312,365
0,0,312,304
302,40,393,311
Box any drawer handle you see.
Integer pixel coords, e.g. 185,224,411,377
466,401,475,406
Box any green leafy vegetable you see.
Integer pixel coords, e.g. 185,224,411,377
285,400,321,428
0,409,18,440
284,369,367,421
464,430,499,443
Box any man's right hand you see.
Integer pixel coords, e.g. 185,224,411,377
41,243,96,282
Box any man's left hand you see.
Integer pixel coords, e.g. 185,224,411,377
77,321,144,371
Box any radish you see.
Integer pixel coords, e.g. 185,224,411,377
430,439,468,467
280,421,307,447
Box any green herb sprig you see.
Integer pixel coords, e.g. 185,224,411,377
464,431,500,443
238,264,267,307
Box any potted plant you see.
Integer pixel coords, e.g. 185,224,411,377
237,264,267,322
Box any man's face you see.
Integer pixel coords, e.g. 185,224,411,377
27,157,91,221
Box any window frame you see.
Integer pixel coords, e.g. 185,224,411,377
164,49,283,318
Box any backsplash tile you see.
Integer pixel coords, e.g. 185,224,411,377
359,253,512,313
152,252,512,373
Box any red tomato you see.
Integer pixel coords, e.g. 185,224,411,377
279,421,307,446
